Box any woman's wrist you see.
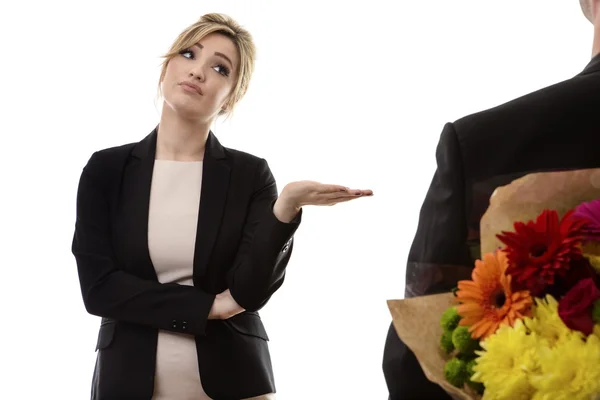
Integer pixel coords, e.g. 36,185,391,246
208,296,221,319
273,195,300,223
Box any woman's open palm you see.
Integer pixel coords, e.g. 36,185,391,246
281,180,373,208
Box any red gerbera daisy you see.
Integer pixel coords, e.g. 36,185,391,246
496,209,587,295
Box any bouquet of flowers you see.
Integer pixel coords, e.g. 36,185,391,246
388,169,600,400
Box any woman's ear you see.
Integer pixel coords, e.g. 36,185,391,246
221,98,231,113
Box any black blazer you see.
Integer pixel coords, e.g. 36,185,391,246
383,54,600,400
72,128,302,400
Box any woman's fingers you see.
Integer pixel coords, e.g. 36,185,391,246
323,196,368,206
316,184,350,194
306,191,372,206
315,184,372,195
324,189,373,198
324,191,361,199
295,182,373,206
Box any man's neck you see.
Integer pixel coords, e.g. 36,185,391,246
593,1,600,57
593,23,600,58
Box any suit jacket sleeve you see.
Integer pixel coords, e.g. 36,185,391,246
72,153,216,336
227,158,302,312
404,123,474,298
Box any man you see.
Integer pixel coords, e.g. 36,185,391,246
382,1,600,399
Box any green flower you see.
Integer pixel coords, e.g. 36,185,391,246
440,330,455,354
452,326,480,355
465,358,485,394
440,306,461,333
592,299,600,323
444,357,467,388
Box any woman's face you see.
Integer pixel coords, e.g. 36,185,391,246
161,32,239,122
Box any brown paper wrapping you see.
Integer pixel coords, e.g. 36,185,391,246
387,294,480,400
481,168,600,254
387,169,600,398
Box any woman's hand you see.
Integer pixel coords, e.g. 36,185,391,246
273,181,373,223
208,289,245,320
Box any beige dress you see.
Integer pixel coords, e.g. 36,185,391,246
148,160,275,400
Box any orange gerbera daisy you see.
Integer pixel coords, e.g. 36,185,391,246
456,250,533,339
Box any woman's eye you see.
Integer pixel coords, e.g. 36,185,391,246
214,65,230,77
179,49,194,59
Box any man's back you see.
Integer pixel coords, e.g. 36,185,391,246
384,54,600,400
407,54,600,298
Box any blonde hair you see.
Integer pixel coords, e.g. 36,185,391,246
580,0,594,22
158,13,256,117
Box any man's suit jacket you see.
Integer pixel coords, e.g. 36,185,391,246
72,128,301,400
383,54,600,400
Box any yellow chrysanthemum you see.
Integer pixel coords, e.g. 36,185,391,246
584,253,600,275
583,239,600,253
523,295,582,347
530,334,600,400
593,324,600,339
471,320,539,400
582,241,600,273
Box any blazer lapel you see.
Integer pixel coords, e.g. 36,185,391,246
122,127,159,280
193,131,231,279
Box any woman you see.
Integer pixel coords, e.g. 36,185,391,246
72,13,372,400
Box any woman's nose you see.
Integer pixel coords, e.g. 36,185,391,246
188,66,205,82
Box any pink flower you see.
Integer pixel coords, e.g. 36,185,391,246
574,199,600,241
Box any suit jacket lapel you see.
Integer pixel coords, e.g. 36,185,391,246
123,127,159,280
193,131,231,279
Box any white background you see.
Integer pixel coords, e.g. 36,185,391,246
0,1,594,398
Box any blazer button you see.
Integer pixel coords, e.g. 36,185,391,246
172,319,178,329
282,245,289,253
182,321,187,330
